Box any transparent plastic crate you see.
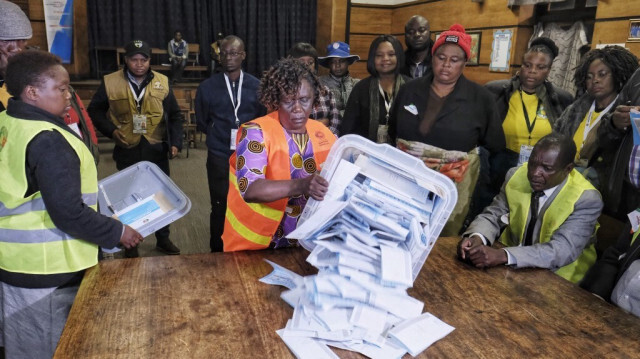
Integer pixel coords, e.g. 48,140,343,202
298,135,457,280
97,161,191,243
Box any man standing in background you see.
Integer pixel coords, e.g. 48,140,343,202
196,35,265,252
402,15,433,79
88,40,183,258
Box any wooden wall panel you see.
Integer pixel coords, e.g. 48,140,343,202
350,7,393,34
332,0,348,43
391,0,524,34
349,34,379,60
317,0,349,56
464,66,511,85
349,61,369,80
594,0,640,19
592,21,640,58
29,21,48,50
27,0,44,21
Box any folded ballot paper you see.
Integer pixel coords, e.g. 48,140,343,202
260,135,458,358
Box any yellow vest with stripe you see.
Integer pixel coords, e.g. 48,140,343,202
222,112,336,251
104,70,169,148
0,112,99,275
501,164,598,283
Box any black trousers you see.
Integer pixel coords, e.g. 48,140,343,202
207,153,230,252
113,137,170,242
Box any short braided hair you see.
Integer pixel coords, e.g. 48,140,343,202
258,57,324,112
574,45,639,93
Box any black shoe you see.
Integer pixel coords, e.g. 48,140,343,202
156,239,180,255
124,247,139,258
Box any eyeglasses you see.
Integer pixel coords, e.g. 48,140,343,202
221,51,244,58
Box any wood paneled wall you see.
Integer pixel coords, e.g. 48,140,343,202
10,0,90,78
338,0,536,84
317,0,640,85
592,0,640,57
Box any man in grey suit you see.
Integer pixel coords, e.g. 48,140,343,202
458,133,603,283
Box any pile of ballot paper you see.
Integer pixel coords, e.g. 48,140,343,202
260,136,457,358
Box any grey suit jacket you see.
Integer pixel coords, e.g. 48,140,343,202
464,167,603,270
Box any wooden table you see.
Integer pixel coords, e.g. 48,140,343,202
54,237,640,358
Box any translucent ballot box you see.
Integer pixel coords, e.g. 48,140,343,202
97,161,191,241
295,135,457,280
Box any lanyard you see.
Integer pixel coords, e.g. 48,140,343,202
224,71,244,127
128,81,146,114
378,83,392,122
582,95,618,143
519,90,541,144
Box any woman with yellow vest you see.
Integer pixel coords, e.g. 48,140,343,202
0,51,143,357
223,58,337,251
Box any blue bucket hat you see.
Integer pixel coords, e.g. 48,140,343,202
318,41,360,68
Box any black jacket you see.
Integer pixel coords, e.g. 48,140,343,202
2,99,122,288
485,76,573,128
389,74,505,154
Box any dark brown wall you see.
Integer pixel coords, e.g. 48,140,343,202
317,0,640,85
10,0,90,78
593,0,640,56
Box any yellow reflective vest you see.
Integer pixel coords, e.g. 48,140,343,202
0,112,99,275
104,70,169,148
501,164,598,283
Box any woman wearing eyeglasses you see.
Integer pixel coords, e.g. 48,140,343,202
555,46,639,220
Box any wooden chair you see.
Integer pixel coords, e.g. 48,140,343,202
183,43,208,80
187,43,200,65
177,89,197,157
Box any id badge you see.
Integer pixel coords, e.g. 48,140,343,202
132,114,147,134
377,124,389,144
230,128,238,150
628,209,640,232
518,145,534,166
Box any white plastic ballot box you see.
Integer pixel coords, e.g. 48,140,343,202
97,161,191,239
296,135,458,280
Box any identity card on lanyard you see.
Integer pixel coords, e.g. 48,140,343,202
225,71,244,150
129,82,147,134
517,90,540,166
581,96,618,144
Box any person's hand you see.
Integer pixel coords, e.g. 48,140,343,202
112,129,129,147
466,245,508,269
612,105,640,131
300,173,329,201
170,146,178,158
457,235,483,261
120,225,143,249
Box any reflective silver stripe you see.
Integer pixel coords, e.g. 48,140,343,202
0,193,98,216
0,197,46,216
0,227,75,243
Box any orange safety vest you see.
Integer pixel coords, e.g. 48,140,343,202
222,112,336,251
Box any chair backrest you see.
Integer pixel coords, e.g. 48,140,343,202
188,43,200,66
116,47,125,68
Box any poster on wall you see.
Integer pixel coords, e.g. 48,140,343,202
43,0,73,64
489,29,512,72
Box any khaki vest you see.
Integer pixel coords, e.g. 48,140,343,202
104,70,169,148
501,165,598,283
222,112,336,251
0,112,99,275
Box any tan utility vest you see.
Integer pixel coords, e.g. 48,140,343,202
104,70,169,148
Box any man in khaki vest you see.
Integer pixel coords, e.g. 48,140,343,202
88,40,183,258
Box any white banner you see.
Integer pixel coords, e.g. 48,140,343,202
43,0,74,64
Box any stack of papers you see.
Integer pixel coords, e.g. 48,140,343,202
259,154,455,358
